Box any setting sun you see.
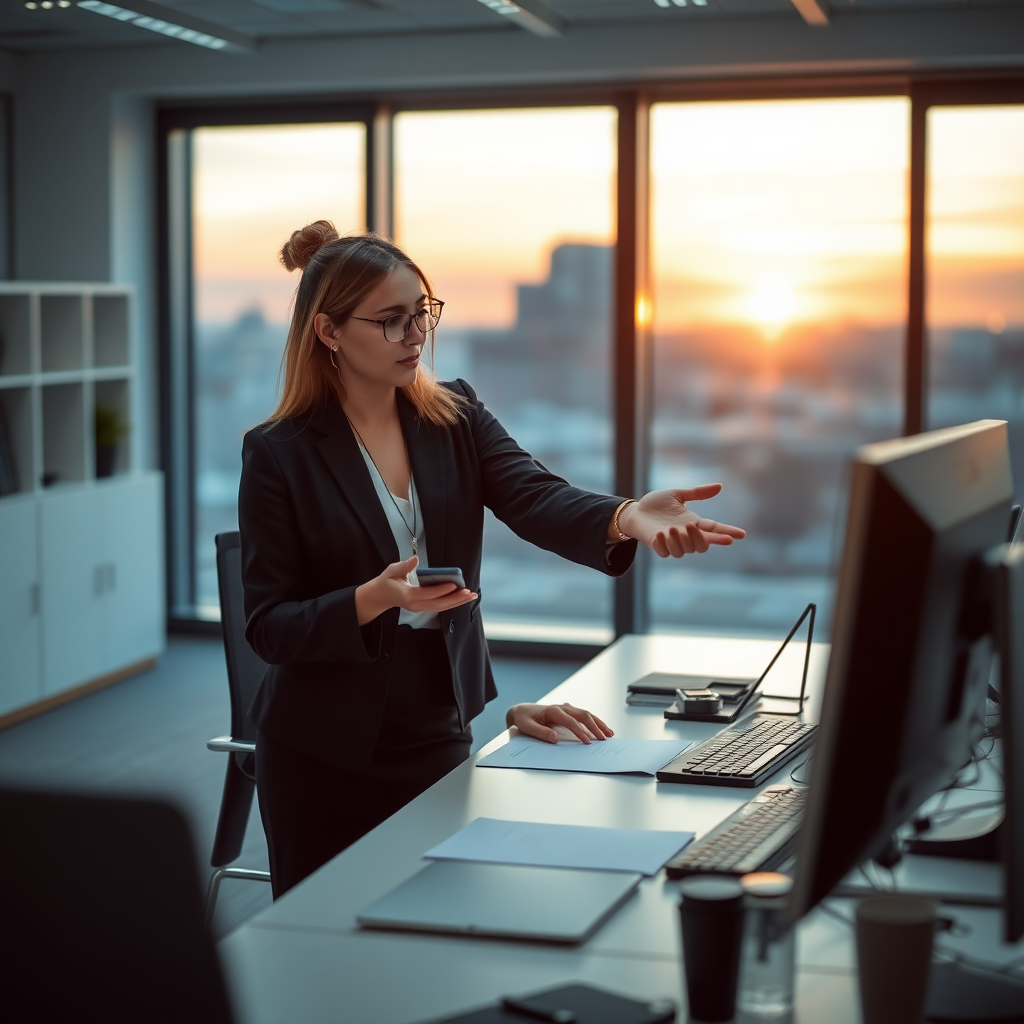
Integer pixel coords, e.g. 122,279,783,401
750,273,795,336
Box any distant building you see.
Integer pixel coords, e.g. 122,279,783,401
469,244,612,413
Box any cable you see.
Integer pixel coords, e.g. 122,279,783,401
926,800,1003,822
857,863,893,891
932,946,1024,981
789,754,813,786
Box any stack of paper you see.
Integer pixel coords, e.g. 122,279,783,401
424,817,694,877
476,735,691,776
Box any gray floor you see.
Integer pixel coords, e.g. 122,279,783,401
0,636,582,939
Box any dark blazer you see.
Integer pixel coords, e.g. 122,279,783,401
238,378,637,772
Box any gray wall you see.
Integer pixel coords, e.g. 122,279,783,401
0,50,19,280
3,8,1024,469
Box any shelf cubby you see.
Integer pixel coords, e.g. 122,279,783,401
40,295,85,373
0,284,134,497
93,294,130,368
0,295,32,377
42,382,85,486
0,387,33,497
94,377,131,477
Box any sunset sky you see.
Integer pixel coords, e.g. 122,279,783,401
191,100,1022,336
927,105,1024,332
394,106,616,328
192,122,365,325
652,97,909,336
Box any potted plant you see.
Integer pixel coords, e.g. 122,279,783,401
94,403,129,478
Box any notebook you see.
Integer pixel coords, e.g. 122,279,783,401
356,860,641,944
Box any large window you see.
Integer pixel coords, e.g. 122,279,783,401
649,98,909,636
162,82,1023,647
190,122,366,610
394,107,617,642
926,105,1024,494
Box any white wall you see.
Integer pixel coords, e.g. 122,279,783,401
5,8,1024,468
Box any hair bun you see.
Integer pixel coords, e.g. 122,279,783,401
280,220,340,272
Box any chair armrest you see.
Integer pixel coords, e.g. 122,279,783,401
207,737,257,754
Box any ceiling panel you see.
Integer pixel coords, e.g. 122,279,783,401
0,0,1019,51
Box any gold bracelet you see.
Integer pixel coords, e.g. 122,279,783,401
612,499,637,543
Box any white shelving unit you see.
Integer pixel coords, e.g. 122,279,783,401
0,283,164,722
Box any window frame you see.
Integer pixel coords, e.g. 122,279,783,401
156,72,1024,655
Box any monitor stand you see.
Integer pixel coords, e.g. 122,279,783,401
910,810,1004,862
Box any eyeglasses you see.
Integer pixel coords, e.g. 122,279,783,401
349,299,444,344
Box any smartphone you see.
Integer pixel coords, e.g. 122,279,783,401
416,567,467,589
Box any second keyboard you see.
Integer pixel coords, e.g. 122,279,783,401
656,713,817,788
665,785,807,879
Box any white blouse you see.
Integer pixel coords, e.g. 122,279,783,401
357,444,440,630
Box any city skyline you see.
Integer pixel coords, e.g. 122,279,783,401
191,101,1022,339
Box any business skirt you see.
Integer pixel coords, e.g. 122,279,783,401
255,624,472,897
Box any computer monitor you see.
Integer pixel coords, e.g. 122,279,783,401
791,419,1014,920
991,537,1024,942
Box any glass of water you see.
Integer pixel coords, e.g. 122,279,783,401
737,872,796,1018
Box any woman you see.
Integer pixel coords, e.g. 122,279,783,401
239,221,745,896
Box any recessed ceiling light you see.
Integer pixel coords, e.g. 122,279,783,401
77,1,256,51
652,0,671,7
24,2,39,8
41,1,54,7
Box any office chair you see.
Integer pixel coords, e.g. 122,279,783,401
0,787,236,1024
205,531,272,928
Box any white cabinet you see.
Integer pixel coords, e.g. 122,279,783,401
39,487,106,695
37,474,164,700
0,282,164,721
99,475,164,671
0,499,42,715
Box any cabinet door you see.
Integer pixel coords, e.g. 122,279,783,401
40,488,104,695
0,500,41,715
99,474,165,671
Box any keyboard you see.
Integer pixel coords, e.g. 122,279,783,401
656,713,817,788
665,785,807,879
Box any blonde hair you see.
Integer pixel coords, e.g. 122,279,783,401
268,221,466,428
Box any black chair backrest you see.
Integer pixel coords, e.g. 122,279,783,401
215,531,268,746
0,788,236,1024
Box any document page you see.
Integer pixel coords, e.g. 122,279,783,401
424,817,694,876
476,735,691,776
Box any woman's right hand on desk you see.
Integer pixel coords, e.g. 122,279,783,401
354,555,477,626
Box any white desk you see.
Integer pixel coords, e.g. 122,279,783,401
218,634,1020,1024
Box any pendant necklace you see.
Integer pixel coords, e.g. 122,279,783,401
349,421,418,558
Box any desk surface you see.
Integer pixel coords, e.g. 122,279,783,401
219,633,1018,1024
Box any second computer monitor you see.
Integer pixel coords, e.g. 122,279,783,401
791,419,1013,919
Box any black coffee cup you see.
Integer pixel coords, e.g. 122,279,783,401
678,875,745,1023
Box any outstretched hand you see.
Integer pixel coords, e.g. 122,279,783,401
617,484,746,558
